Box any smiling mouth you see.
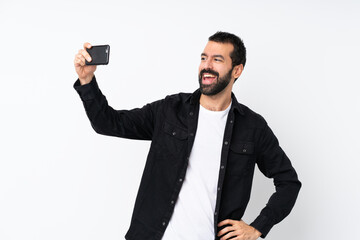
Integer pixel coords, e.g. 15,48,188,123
202,73,217,85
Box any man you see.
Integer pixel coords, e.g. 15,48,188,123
73,31,301,240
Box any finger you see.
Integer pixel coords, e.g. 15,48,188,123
78,49,92,62
74,54,81,66
218,219,234,227
220,230,237,240
74,58,85,67
217,226,234,237
74,57,79,66
83,42,92,49
75,54,86,66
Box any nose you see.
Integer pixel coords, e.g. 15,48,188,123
202,59,213,70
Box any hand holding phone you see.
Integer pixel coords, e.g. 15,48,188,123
85,45,110,65
74,43,111,85
74,43,97,85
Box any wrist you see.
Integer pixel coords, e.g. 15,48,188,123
253,227,262,238
79,74,94,85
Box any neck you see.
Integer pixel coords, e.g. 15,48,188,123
200,89,232,111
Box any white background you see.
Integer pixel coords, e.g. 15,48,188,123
1,0,359,239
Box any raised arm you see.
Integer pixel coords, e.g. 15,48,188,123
73,43,162,140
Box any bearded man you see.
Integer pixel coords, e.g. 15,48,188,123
73,31,301,240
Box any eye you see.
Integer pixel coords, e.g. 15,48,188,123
201,56,206,61
214,58,223,62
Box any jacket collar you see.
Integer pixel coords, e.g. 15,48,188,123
186,88,245,115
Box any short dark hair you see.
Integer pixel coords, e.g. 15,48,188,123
208,31,246,69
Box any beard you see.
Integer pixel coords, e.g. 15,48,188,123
198,68,233,96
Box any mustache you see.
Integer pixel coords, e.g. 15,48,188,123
199,69,219,78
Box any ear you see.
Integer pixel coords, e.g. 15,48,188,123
233,64,244,79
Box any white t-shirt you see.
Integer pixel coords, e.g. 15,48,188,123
162,102,231,240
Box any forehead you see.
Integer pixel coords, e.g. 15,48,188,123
202,41,234,58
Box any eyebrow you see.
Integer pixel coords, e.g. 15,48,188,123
201,53,225,60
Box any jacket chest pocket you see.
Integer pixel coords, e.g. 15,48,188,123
227,142,255,176
159,121,188,157
163,121,188,140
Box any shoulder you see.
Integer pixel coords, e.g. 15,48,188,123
147,92,190,106
164,92,192,102
146,92,192,115
233,101,268,128
158,91,193,109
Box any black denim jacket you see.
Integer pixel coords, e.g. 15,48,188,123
74,76,301,239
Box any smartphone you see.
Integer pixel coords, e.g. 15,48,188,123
85,45,110,65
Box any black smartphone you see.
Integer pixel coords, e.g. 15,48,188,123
85,45,110,65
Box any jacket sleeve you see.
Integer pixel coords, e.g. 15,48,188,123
73,76,163,140
250,122,302,238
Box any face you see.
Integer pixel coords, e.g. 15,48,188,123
198,41,235,96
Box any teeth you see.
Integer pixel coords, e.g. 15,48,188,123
204,74,215,77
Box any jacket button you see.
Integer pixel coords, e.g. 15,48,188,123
218,187,221,191
162,222,166,226
221,165,224,169
172,131,176,136
171,200,174,204
190,132,194,137
224,141,228,145
230,120,233,124
189,112,194,116
214,211,218,216
243,149,247,153
179,178,183,182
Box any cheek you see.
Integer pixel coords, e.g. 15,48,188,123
221,66,233,76
198,63,204,71
198,65,204,75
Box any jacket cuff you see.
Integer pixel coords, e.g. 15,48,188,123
73,76,100,101
250,214,274,238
